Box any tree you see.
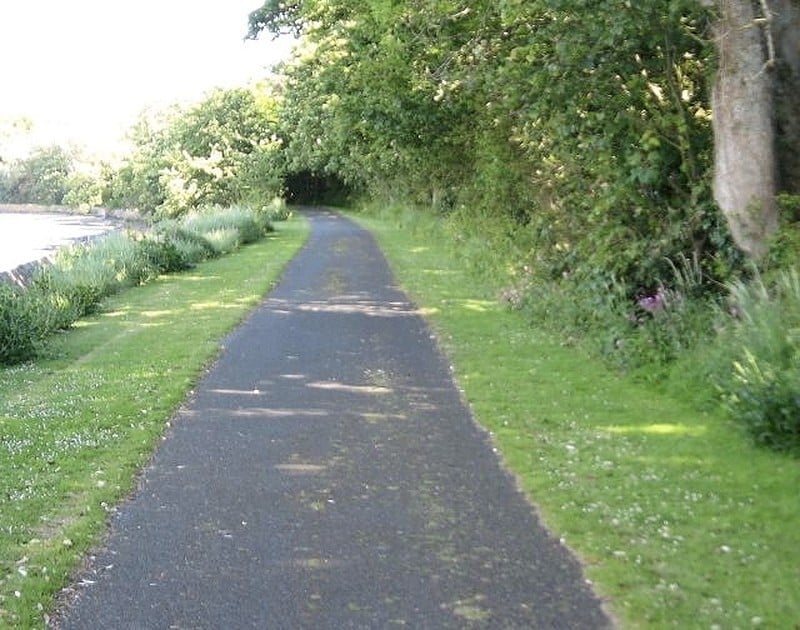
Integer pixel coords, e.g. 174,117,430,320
159,88,280,214
247,0,303,38
107,87,283,216
249,1,798,285
105,111,172,212
708,0,800,258
0,145,73,205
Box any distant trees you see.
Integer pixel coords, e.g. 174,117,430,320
106,86,284,217
0,145,73,205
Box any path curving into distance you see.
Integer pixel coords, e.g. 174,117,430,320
55,209,611,629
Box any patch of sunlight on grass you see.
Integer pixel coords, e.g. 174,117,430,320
189,300,236,311
142,309,176,318
140,321,167,329
456,298,494,312
181,273,221,282
604,423,708,437
71,320,97,329
422,268,456,276
419,307,440,316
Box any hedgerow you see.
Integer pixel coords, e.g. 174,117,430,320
0,205,278,365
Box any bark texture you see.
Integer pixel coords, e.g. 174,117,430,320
712,0,777,259
711,0,800,258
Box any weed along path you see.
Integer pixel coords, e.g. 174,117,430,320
55,209,611,628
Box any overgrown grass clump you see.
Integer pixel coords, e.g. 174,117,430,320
0,284,46,365
0,215,308,628
714,270,800,452
0,205,280,365
517,258,800,454
353,205,800,629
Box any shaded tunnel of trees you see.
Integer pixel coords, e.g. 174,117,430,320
283,170,353,206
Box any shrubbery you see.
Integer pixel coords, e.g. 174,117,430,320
0,205,280,365
0,284,46,364
370,201,800,455
712,271,800,452
514,255,800,453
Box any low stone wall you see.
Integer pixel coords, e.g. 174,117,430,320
0,259,46,289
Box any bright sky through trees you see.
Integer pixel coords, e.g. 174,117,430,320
0,0,292,156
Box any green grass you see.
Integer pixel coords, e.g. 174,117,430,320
353,211,800,629
0,216,309,628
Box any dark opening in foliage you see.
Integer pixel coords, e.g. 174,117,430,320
284,170,352,206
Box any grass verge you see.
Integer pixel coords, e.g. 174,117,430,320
353,210,800,629
0,216,309,628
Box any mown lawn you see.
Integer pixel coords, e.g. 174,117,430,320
354,211,800,629
0,217,309,628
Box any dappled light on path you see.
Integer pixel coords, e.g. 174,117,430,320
266,296,421,318
56,210,610,629
306,380,393,396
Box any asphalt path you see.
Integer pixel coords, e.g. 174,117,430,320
55,209,611,629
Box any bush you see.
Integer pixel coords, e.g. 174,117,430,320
514,253,720,375
716,270,800,452
609,256,720,372
137,235,194,273
259,197,290,224
0,284,46,364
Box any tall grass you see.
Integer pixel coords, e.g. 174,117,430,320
33,232,153,323
181,205,266,248
712,269,800,452
0,204,281,366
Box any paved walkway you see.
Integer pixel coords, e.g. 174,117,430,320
55,210,611,629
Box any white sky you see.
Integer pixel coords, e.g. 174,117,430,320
0,1,293,157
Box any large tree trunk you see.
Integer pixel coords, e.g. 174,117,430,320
711,0,800,259
712,0,777,259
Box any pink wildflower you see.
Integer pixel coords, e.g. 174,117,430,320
638,290,665,314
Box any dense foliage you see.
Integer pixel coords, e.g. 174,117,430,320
252,1,743,288
104,87,283,217
249,1,800,452
0,145,74,205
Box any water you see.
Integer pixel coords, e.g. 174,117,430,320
0,212,119,272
